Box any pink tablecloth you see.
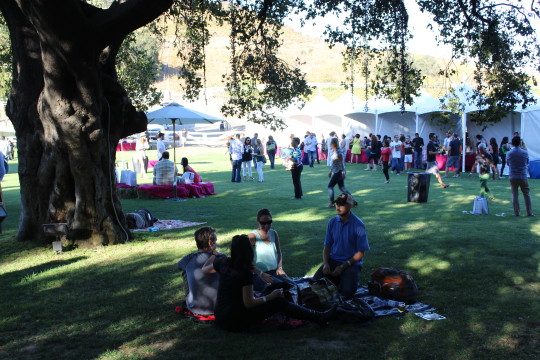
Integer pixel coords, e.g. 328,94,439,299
345,150,368,163
148,160,158,169
137,182,215,199
436,154,476,171
116,143,136,151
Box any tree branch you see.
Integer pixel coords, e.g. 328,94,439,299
94,0,173,47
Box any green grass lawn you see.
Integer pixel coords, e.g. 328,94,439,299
1,146,539,360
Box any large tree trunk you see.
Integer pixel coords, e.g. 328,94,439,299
1,0,173,247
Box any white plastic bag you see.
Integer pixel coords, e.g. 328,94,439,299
120,170,137,186
472,196,489,215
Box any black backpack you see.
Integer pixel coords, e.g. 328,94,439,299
135,209,157,227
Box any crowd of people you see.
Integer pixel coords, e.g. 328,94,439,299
178,193,368,331
224,129,533,216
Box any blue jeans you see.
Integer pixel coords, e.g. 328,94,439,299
391,158,400,173
307,150,317,167
399,155,405,171
414,151,423,169
231,160,242,182
328,171,350,202
313,258,362,299
268,151,276,169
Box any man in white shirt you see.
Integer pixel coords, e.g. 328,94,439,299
390,135,402,175
229,133,243,182
326,132,336,166
443,131,452,151
156,133,166,160
305,132,318,168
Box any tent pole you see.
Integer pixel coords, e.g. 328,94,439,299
461,113,466,172
415,112,419,134
172,119,178,201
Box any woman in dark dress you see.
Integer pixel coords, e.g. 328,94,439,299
202,235,335,332
499,136,510,179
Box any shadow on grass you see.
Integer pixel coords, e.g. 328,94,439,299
0,160,538,359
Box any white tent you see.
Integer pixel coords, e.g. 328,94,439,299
316,92,362,137
345,91,450,137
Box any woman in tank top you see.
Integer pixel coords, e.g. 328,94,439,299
248,208,290,291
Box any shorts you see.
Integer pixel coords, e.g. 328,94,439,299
425,161,440,175
404,154,413,163
446,155,460,169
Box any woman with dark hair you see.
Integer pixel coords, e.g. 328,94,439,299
366,134,381,171
327,138,351,207
288,137,303,199
180,157,202,183
202,235,336,331
266,135,277,169
488,137,500,180
499,136,510,179
248,208,290,291
242,137,254,181
380,140,392,184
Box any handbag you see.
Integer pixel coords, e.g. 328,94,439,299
299,277,339,310
267,143,276,152
262,155,267,164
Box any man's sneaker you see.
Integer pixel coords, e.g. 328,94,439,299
385,180,390,184
452,174,460,178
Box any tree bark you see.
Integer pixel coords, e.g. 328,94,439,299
1,0,173,247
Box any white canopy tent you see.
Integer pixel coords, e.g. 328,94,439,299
316,92,362,137
345,91,452,137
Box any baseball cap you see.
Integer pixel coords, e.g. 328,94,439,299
332,193,358,207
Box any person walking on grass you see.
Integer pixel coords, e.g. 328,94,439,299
444,133,462,178
468,145,495,200
253,139,265,182
499,136,510,178
365,134,381,171
380,140,392,184
242,137,254,181
229,133,243,183
202,234,336,331
426,133,450,188
286,137,304,200
327,138,352,208
390,135,402,175
488,137,501,180
350,134,361,164
506,136,534,216
266,135,277,169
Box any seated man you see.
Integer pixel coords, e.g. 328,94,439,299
177,226,221,315
313,193,370,299
153,151,178,185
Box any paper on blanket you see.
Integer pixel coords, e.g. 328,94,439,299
414,312,446,320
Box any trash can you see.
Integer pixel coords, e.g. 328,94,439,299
407,172,430,203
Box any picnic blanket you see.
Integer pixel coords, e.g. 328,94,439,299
132,219,205,232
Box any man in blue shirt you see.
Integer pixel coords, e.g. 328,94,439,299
506,136,534,216
313,193,370,298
